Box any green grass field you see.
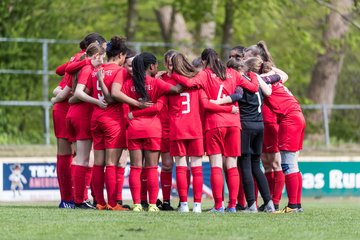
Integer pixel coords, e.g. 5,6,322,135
0,198,359,240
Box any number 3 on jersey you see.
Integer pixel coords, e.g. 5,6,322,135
96,80,104,101
180,92,190,114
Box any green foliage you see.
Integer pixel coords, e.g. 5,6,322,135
0,0,359,144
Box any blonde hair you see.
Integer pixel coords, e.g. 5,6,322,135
172,53,198,78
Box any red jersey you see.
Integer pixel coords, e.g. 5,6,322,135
172,68,258,131
167,75,203,140
158,74,171,139
122,76,172,139
88,63,125,119
264,81,302,116
66,64,94,119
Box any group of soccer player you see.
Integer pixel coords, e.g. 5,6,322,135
52,32,306,214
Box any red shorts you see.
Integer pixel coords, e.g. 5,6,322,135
262,122,279,153
128,138,161,151
205,127,241,157
278,110,306,151
170,138,204,157
91,117,127,150
161,138,170,153
262,104,277,124
53,108,69,139
66,116,92,142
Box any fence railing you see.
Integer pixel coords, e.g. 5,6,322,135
1,37,359,146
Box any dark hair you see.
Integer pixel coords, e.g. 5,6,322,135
229,45,245,60
192,57,202,69
83,32,106,49
201,48,226,80
125,48,136,60
172,53,198,78
79,39,87,50
106,36,128,59
132,52,157,101
245,40,274,65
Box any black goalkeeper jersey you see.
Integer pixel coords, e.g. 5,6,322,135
238,87,264,122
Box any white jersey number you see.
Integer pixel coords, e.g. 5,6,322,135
255,92,262,113
96,81,104,101
180,92,190,114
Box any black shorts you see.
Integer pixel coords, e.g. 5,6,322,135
240,121,264,155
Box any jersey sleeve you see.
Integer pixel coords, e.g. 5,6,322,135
155,78,173,97
199,89,232,113
113,68,127,86
56,62,68,76
229,86,244,102
235,70,259,93
132,95,166,117
261,74,281,84
65,58,91,74
171,72,204,89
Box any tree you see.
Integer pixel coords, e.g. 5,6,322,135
125,0,137,41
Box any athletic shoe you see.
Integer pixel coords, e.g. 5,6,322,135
141,201,149,210
107,203,129,211
274,206,298,214
192,203,202,213
274,204,279,211
132,204,144,212
75,201,96,209
160,201,174,211
117,200,131,210
226,207,236,213
178,202,189,213
263,200,276,213
209,207,225,213
96,204,107,210
297,207,304,213
156,199,163,207
236,204,246,211
242,202,258,213
148,204,160,212
58,201,75,209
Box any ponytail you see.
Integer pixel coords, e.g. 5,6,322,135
132,52,157,101
201,48,226,80
257,40,274,65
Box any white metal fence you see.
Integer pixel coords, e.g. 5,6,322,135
0,37,359,146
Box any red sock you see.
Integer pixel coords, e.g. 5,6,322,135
56,154,73,201
265,171,275,197
210,167,224,209
191,166,203,203
160,171,172,202
71,164,75,200
140,168,148,202
297,172,303,205
83,167,92,201
116,167,125,201
92,165,106,206
285,172,298,205
237,169,246,207
146,166,159,204
254,177,258,208
273,170,285,205
73,165,87,204
105,165,117,207
186,168,191,191
176,166,188,202
227,167,240,208
129,166,142,204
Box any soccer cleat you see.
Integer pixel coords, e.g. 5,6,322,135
263,200,276,213
178,202,189,213
96,204,107,210
226,207,236,213
236,204,246,211
192,203,202,213
75,201,96,209
160,201,174,211
58,201,75,209
132,204,144,212
107,203,129,211
274,206,298,214
242,202,258,213
274,204,279,211
148,204,160,212
297,207,304,213
117,200,131,210
209,207,225,213
156,199,163,207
